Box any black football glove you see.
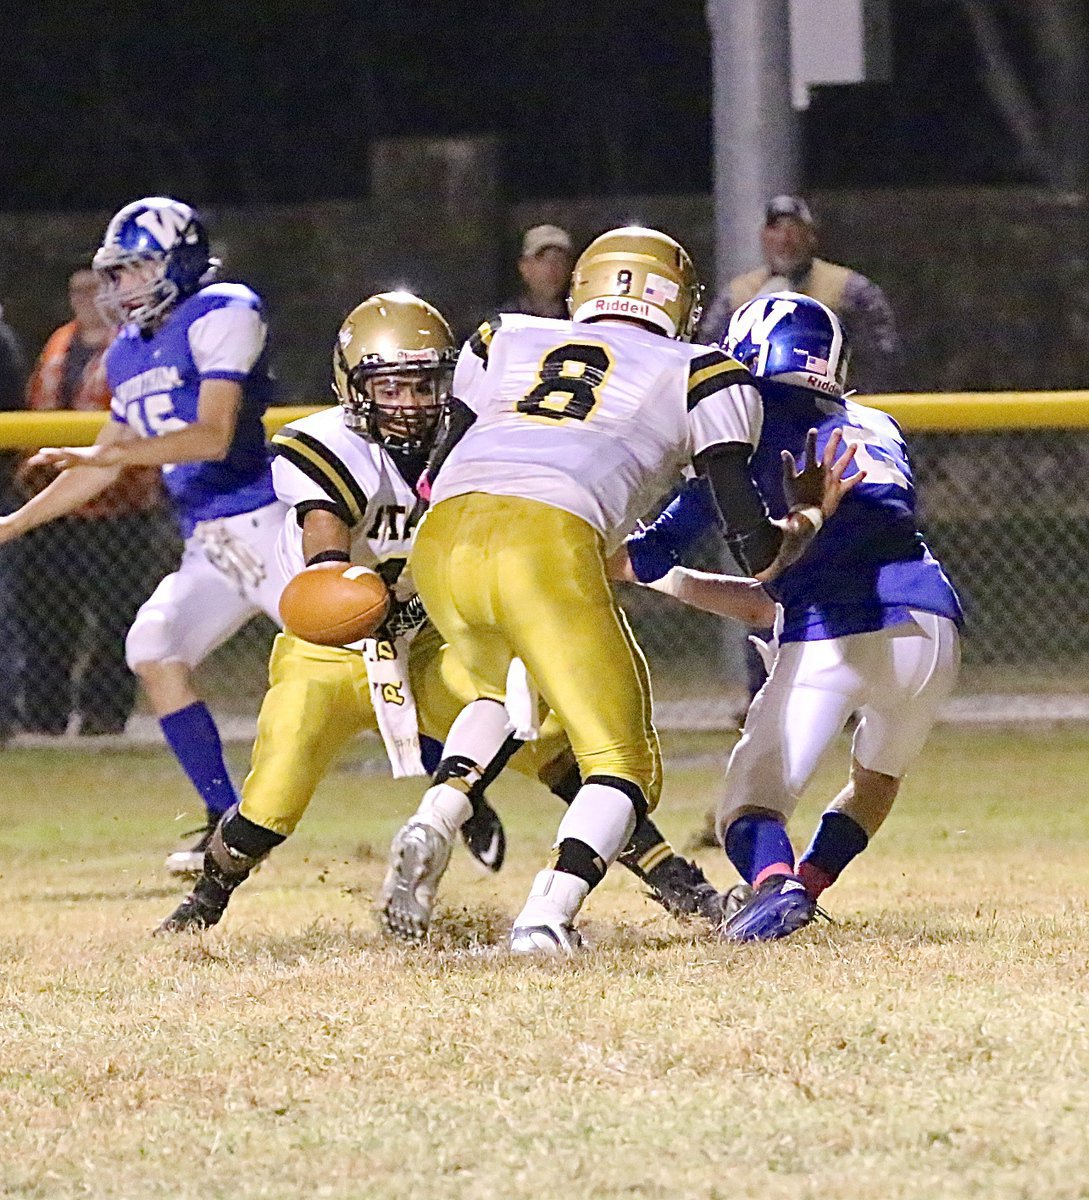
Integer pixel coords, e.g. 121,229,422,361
378,593,429,641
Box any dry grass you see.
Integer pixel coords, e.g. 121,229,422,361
2,727,1089,1200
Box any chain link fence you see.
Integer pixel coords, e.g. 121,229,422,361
0,428,1086,744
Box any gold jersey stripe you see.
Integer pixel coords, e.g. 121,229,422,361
687,358,752,411
272,431,366,525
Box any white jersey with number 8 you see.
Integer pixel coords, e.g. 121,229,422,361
430,313,764,550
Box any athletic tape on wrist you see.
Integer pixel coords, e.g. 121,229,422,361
790,505,824,534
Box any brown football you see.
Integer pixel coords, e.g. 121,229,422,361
279,562,391,646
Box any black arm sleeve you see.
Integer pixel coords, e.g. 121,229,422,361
692,441,782,574
426,397,477,485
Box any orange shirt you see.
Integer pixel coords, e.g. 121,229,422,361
19,321,162,518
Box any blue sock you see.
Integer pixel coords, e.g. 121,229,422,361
724,812,795,885
160,702,239,821
420,735,443,775
798,811,869,898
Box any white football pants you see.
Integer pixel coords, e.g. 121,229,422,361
716,610,960,835
126,500,289,669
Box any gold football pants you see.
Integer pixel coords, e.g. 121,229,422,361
240,625,570,835
410,493,661,808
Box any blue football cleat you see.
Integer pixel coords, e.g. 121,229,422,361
719,873,817,942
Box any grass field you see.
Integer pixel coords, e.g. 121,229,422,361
2,726,1089,1200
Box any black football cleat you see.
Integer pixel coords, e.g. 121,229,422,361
646,855,739,925
460,796,506,873
155,876,231,935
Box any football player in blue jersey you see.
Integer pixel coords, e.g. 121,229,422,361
619,294,962,940
0,197,286,874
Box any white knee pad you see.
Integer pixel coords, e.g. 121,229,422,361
125,604,173,670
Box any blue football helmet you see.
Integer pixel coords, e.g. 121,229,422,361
92,197,217,329
724,292,849,397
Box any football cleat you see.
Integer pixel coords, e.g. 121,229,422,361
155,876,231,935
508,917,583,957
459,796,506,873
378,821,452,940
720,881,755,923
164,823,216,877
719,874,816,942
646,855,736,925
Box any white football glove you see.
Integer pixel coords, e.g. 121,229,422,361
193,519,267,593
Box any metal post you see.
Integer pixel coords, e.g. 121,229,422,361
706,0,799,292
706,0,798,703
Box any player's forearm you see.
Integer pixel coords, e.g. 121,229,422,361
693,442,783,574
115,422,233,467
625,477,720,583
4,463,123,533
646,567,776,626
301,507,351,565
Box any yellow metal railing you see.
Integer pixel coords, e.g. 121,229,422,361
1,393,1089,449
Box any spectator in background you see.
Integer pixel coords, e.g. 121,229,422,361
700,195,902,394
0,300,28,500
501,224,575,319
0,299,29,743
10,269,167,735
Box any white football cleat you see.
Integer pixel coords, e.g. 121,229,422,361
379,821,452,941
509,868,589,956
509,917,583,957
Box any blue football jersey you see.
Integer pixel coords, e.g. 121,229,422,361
748,380,962,642
629,379,961,643
105,282,276,535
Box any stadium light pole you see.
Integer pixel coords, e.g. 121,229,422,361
706,0,799,292
706,0,798,698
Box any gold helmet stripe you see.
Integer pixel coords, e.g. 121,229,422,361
272,427,367,525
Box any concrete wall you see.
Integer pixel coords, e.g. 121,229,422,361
0,137,1084,401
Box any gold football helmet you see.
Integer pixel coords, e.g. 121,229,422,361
568,226,702,340
332,291,456,453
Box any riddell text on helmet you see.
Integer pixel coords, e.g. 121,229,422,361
594,297,653,319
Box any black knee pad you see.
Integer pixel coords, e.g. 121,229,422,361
554,837,606,890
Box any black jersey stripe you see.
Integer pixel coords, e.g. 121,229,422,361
689,348,730,376
272,442,354,525
468,315,502,363
272,428,369,525
687,363,754,411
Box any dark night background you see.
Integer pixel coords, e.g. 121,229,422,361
0,0,1037,211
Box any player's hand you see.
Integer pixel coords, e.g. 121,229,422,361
27,443,124,471
782,427,864,521
606,545,636,583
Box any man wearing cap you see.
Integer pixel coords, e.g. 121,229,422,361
701,196,901,394
500,224,575,320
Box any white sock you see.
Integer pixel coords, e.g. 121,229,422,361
414,699,512,841
443,698,512,766
415,784,472,841
515,869,590,927
555,782,639,866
